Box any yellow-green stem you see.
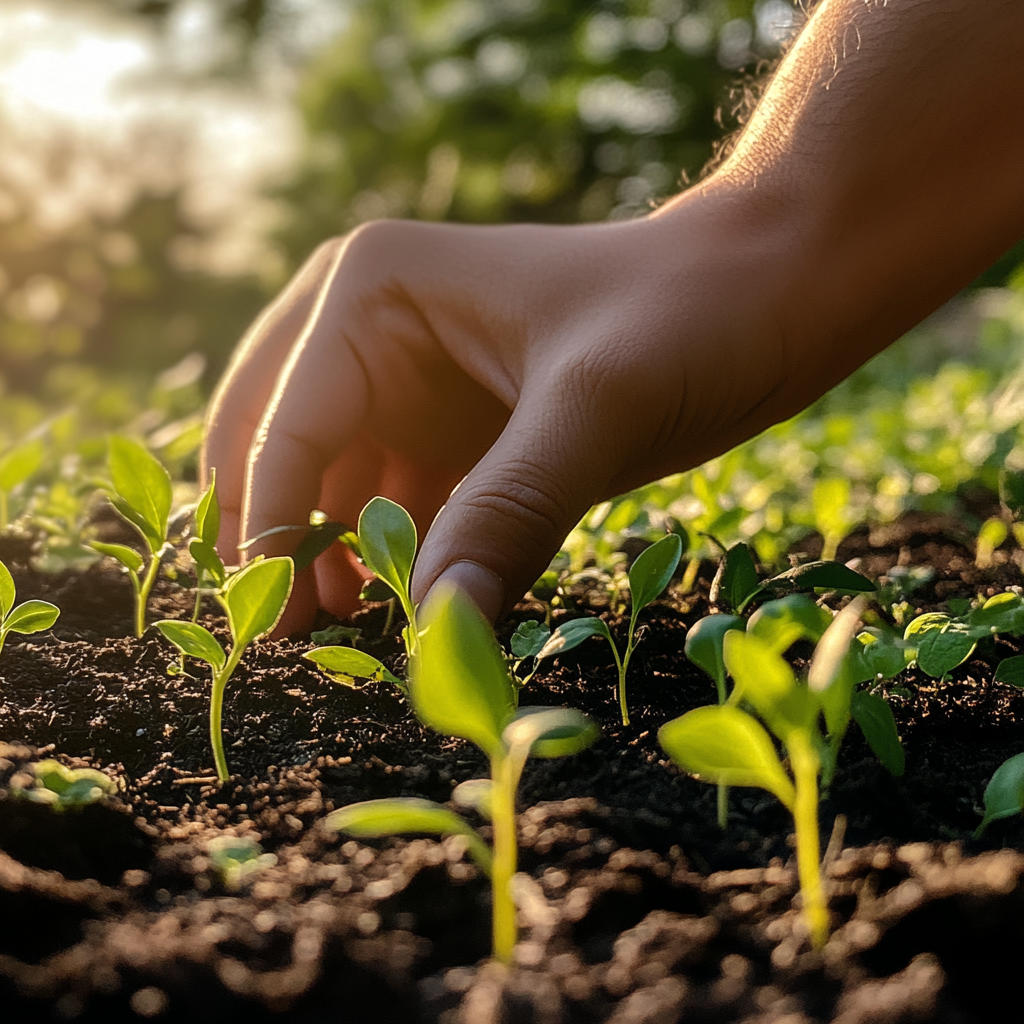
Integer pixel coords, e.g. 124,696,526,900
717,783,729,829
680,556,700,595
789,734,828,949
135,552,162,638
490,752,523,964
210,647,243,783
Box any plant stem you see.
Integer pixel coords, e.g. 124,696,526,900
210,647,244,783
489,751,524,964
135,551,162,638
789,733,828,949
717,783,729,829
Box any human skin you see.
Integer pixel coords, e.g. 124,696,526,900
204,0,1024,634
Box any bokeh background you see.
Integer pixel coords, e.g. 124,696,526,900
2,0,1023,569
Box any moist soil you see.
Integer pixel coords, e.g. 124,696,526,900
1,512,1024,1023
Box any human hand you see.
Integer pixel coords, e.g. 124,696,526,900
203,186,805,634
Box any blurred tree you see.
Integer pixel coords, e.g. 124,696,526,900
271,0,791,265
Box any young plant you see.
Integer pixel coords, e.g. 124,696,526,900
12,759,116,810
303,496,418,690
0,437,45,531
188,470,228,609
660,597,901,949
207,835,277,890
154,555,294,782
0,560,60,657
519,533,683,725
325,583,598,964
91,436,173,637
974,751,1024,838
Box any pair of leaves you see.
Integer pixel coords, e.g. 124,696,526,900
0,561,60,644
156,556,295,670
411,582,598,762
714,543,874,614
107,436,172,555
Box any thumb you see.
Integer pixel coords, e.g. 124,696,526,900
411,386,620,621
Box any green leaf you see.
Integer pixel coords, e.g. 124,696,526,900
999,468,1024,519
303,646,401,686
194,472,221,547
0,561,15,620
748,595,832,653
724,630,813,737
916,626,976,678
89,541,145,575
222,556,295,649
502,706,599,759
358,497,417,605
452,779,493,819
659,705,795,809
510,620,551,659
628,534,683,616
155,620,226,670
765,560,875,595
535,616,611,661
410,582,514,759
294,519,358,571
966,592,1024,638
3,600,60,635
310,625,362,646
903,612,951,641
326,797,492,875
720,543,760,611
189,538,226,587
994,656,1024,687
107,436,172,553
850,691,904,776
849,630,915,684
975,752,1024,837
0,438,45,492
684,614,744,699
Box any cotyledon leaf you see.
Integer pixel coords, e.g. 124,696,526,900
222,556,294,649
155,620,226,671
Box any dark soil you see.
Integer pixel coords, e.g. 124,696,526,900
1,514,1023,1023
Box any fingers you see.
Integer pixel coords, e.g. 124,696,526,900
203,241,346,559
411,372,626,622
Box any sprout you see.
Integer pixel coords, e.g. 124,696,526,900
155,556,294,782
523,533,683,724
207,835,277,890
13,759,116,810
325,583,598,964
92,436,174,637
0,559,59,657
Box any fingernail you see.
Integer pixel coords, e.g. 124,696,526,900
426,560,506,623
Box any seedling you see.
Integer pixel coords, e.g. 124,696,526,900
661,597,902,949
510,534,682,725
91,436,174,637
155,555,294,782
188,470,228,605
304,496,418,690
207,835,277,890
0,437,45,531
325,583,598,964
12,759,116,810
0,560,60,657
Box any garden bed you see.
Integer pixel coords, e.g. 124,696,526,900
1,513,1023,1023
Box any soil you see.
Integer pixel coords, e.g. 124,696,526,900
1,512,1023,1023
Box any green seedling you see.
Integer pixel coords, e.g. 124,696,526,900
155,555,294,782
207,835,277,890
812,477,859,562
661,597,901,949
12,759,116,810
189,470,227,601
0,437,45,531
507,619,552,688
304,496,419,690
518,534,683,725
325,583,598,965
92,436,174,637
684,612,744,826
710,542,875,615
0,560,60,657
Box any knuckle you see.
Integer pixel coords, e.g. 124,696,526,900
462,465,573,542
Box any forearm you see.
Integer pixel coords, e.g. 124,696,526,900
664,0,1024,397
